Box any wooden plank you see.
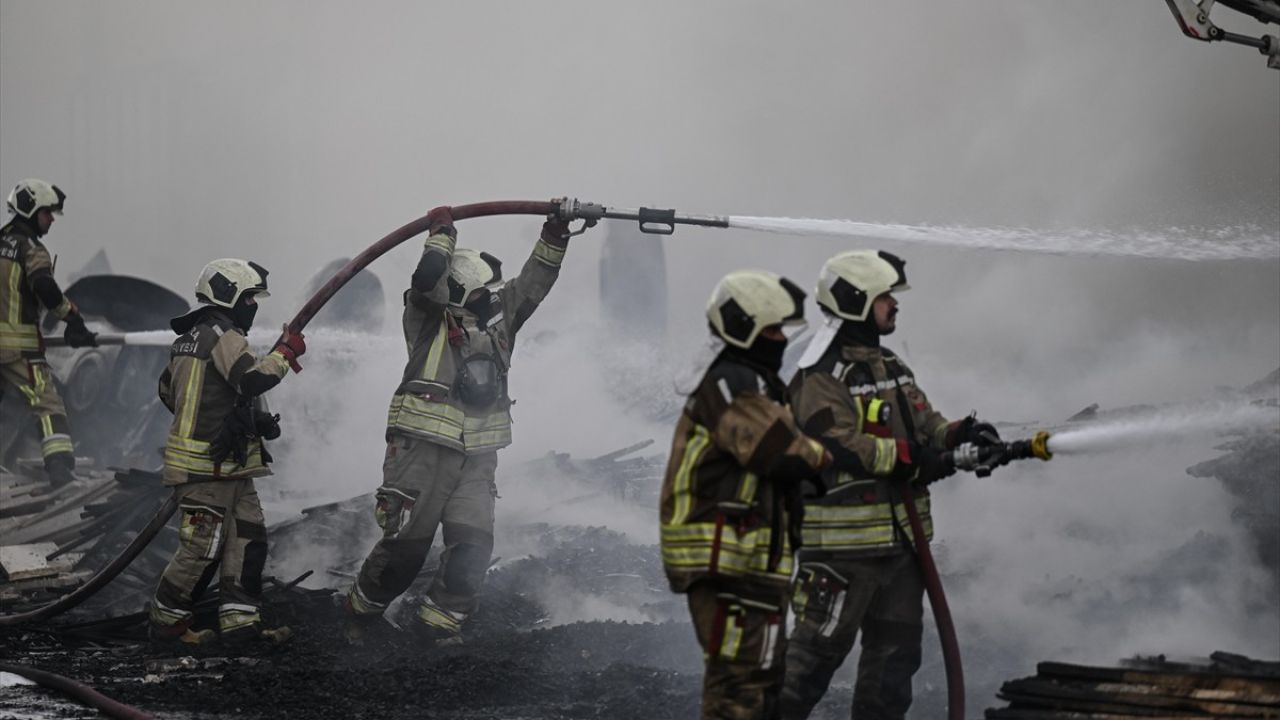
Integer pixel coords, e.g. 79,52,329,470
987,709,1210,719
0,543,61,580
1000,678,1278,717
1041,661,1280,696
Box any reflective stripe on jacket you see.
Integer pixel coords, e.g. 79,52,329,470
789,341,952,558
159,311,289,485
660,354,827,594
385,231,563,454
0,221,61,354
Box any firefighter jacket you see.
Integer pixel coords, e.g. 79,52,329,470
385,231,565,454
789,340,954,559
0,220,74,356
660,353,828,595
158,310,290,486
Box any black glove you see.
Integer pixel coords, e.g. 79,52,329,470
895,442,954,486
765,452,828,497
255,411,281,441
210,403,256,467
955,415,1001,448
64,314,98,348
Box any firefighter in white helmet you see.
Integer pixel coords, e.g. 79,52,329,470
781,250,999,720
661,270,831,719
148,258,306,648
0,179,97,487
344,205,590,645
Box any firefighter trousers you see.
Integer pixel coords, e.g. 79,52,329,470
348,434,497,637
780,553,924,720
150,479,269,635
687,580,789,720
0,351,73,466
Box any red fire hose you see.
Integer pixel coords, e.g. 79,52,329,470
0,201,559,627
0,662,156,719
898,480,964,720
284,200,557,342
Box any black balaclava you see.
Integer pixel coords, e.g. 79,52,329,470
230,295,259,332
837,317,880,348
723,334,787,374
463,288,495,325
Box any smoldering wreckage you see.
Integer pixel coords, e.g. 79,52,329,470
0,197,1275,720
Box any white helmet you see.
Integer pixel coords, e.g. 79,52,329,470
7,179,66,219
815,250,909,322
448,249,503,307
194,258,270,309
706,270,806,349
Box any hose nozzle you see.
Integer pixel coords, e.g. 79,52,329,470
1005,431,1053,463
557,197,730,235
1030,431,1053,461
946,431,1053,477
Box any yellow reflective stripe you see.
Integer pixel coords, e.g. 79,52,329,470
218,604,261,632
852,395,865,434
807,438,826,467
671,424,711,525
799,496,933,549
165,436,265,474
417,602,463,632
0,321,39,349
719,614,743,660
418,318,449,380
532,238,565,267
51,297,72,320
424,232,456,254
6,263,20,325
736,471,758,504
659,523,793,578
176,363,204,439
167,435,213,452
873,438,897,475
41,436,73,457
388,393,466,437
866,398,886,425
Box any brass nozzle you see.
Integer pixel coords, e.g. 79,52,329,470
1031,431,1053,461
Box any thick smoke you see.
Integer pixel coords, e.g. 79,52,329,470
3,1,1277,713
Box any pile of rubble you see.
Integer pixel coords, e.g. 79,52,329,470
1,466,173,618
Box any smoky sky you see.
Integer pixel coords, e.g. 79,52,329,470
2,0,1277,285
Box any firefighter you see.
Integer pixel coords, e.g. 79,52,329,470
148,258,306,647
779,250,999,720
0,179,98,487
344,206,586,645
661,270,831,720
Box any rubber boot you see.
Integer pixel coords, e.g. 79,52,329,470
44,453,77,489
222,623,293,652
149,622,216,651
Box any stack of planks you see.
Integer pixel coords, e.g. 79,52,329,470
987,652,1280,718
1,467,173,616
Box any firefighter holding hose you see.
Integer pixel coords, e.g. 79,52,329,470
660,270,831,719
0,179,98,487
780,250,999,720
148,259,306,647
344,205,587,645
